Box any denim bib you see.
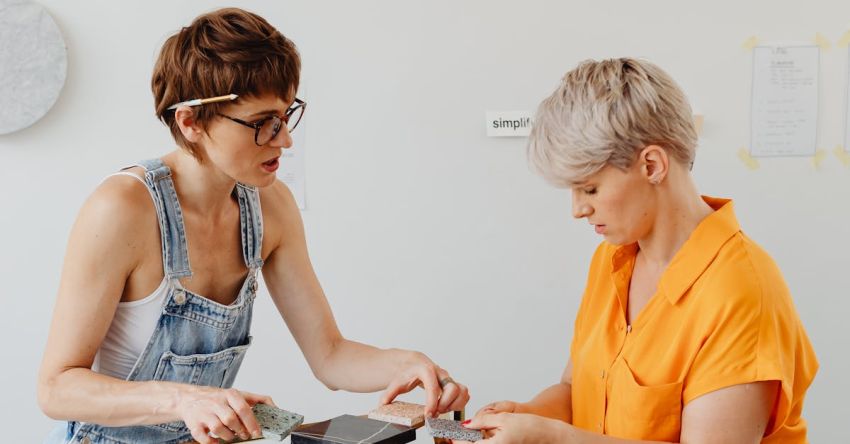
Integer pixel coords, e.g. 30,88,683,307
50,159,264,444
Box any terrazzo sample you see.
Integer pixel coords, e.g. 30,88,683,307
425,417,483,442
367,401,425,427
252,403,304,440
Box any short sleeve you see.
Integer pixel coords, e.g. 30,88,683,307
682,253,818,436
682,285,766,404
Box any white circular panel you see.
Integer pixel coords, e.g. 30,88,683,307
0,0,68,134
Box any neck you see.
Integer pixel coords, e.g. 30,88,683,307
165,150,237,217
637,173,713,268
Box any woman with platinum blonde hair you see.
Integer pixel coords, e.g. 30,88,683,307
458,58,817,443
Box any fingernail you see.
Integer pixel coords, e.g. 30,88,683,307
462,419,471,426
252,430,263,439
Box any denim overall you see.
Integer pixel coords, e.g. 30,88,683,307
47,158,264,444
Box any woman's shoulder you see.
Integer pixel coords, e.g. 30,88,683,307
257,179,297,217
62,169,159,274
256,180,302,251
696,231,794,313
81,169,158,231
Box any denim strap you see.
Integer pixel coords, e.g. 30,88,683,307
134,158,192,279
234,183,264,270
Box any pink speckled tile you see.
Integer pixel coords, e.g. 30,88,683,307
368,401,426,427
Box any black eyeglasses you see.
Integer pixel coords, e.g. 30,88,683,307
218,98,306,146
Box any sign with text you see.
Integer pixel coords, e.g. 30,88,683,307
486,110,534,137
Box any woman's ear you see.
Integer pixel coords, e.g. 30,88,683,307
640,145,669,185
174,106,204,143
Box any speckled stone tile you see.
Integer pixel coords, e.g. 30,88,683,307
425,417,483,442
252,403,304,441
368,401,425,427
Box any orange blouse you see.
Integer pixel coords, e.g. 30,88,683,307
570,197,818,443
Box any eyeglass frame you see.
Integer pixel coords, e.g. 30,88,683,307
166,94,306,146
218,98,306,146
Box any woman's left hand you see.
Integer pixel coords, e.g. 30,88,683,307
379,351,470,417
457,412,571,444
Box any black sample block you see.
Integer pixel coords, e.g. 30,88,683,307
291,414,416,444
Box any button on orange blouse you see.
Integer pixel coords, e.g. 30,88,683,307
570,197,818,442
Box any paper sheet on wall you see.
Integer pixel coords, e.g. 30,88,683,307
278,124,306,210
750,45,819,157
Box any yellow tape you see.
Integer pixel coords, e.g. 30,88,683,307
738,148,759,170
811,149,828,169
693,114,704,136
838,31,850,48
814,33,831,50
835,146,850,166
742,36,759,50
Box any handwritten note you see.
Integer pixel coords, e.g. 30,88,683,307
750,45,819,157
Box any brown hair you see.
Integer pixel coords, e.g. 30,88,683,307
152,8,301,158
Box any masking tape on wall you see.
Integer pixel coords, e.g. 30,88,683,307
693,114,704,136
811,149,828,169
834,146,850,166
814,33,831,50
838,31,850,48
738,148,760,170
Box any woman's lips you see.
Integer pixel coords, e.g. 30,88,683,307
262,157,280,172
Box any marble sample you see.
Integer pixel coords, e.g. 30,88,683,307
252,403,304,441
425,417,483,442
0,0,67,134
367,401,425,427
291,414,415,444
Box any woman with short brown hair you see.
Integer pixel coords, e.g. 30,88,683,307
38,8,468,444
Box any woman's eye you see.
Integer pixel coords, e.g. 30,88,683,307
584,188,597,195
251,115,276,125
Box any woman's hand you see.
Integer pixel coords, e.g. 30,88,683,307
458,412,571,444
175,386,274,444
474,400,522,416
379,352,470,417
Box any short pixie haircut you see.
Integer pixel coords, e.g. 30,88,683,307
527,58,697,187
152,8,300,158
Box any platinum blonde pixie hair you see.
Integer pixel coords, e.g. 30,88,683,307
527,58,698,187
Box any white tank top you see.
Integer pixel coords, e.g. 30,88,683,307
92,171,169,380
93,277,170,380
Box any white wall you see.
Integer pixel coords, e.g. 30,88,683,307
2,1,847,442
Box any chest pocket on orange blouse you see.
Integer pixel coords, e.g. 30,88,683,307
605,359,683,442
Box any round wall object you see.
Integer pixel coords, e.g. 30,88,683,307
0,0,68,135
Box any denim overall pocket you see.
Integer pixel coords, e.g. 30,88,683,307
148,338,252,433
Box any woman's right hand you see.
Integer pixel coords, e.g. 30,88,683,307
175,386,274,443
